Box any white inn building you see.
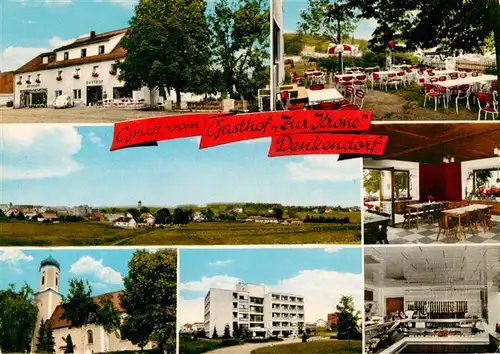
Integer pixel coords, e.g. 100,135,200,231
204,283,305,338
14,28,205,109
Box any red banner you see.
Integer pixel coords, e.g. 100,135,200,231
109,110,387,158
268,133,389,157
110,113,231,151
199,110,372,148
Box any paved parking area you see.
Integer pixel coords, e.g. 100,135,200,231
0,107,190,123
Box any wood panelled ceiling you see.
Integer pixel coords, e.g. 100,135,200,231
367,123,500,164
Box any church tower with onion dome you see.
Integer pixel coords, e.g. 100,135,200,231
31,255,63,352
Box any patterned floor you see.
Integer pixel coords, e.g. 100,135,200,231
387,219,500,244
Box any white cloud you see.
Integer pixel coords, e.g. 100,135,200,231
324,247,345,253
0,45,50,72
209,259,234,267
70,256,123,285
1,33,87,71
0,125,83,180
180,275,240,292
87,131,105,148
179,275,241,324
180,270,362,324
0,249,34,265
286,155,361,181
94,0,137,8
354,18,378,40
44,0,72,5
48,36,74,49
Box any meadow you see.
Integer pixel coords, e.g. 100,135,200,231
0,218,361,246
250,340,362,354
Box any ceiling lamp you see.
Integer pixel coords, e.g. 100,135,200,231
442,154,455,163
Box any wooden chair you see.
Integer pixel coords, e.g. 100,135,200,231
436,211,458,242
402,208,417,229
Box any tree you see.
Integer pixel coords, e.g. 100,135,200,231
335,295,361,346
351,0,500,82
363,170,381,195
212,327,219,339
201,208,215,221
208,0,270,100
127,208,139,221
37,319,55,353
240,325,251,339
61,279,120,351
118,0,212,108
121,249,177,352
223,323,231,338
65,334,74,354
0,284,38,352
155,208,172,225
16,211,26,221
140,206,151,213
272,207,284,221
172,208,190,225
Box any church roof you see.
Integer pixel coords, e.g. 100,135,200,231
50,291,124,329
40,256,60,270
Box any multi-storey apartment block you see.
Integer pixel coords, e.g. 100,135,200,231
204,283,305,338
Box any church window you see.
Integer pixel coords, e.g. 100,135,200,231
87,329,94,344
42,276,45,285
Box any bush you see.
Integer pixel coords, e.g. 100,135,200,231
6,100,13,107
392,52,421,65
245,337,283,343
248,104,260,112
217,339,242,348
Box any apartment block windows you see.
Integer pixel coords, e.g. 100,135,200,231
64,52,69,60
98,45,105,54
81,48,87,58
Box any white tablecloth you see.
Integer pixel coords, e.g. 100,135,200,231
435,75,497,88
306,88,344,104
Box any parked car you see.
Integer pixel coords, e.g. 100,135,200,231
53,95,74,109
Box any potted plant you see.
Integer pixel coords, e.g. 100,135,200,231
92,72,99,78
35,79,41,83
56,76,62,81
73,74,80,79
427,195,434,204
109,69,117,75
25,80,31,84
16,80,22,85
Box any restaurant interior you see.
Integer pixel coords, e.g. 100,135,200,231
363,123,500,244
364,245,500,354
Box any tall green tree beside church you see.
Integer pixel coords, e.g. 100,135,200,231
61,279,120,352
118,0,212,108
0,284,38,352
120,249,177,352
37,319,55,353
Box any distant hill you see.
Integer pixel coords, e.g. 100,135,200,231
284,33,370,56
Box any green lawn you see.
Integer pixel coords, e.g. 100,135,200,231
0,219,361,246
180,338,224,354
251,340,362,354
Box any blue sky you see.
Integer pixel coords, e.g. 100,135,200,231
282,0,376,39
179,247,363,323
0,248,142,296
1,125,362,207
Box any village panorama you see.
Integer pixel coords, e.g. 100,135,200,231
0,201,362,246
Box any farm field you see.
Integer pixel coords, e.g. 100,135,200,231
0,219,361,246
251,340,362,354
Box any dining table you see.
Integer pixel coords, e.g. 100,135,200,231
364,212,391,244
443,204,490,241
406,201,447,229
306,88,344,105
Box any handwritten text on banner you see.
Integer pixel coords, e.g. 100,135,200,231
109,110,386,158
